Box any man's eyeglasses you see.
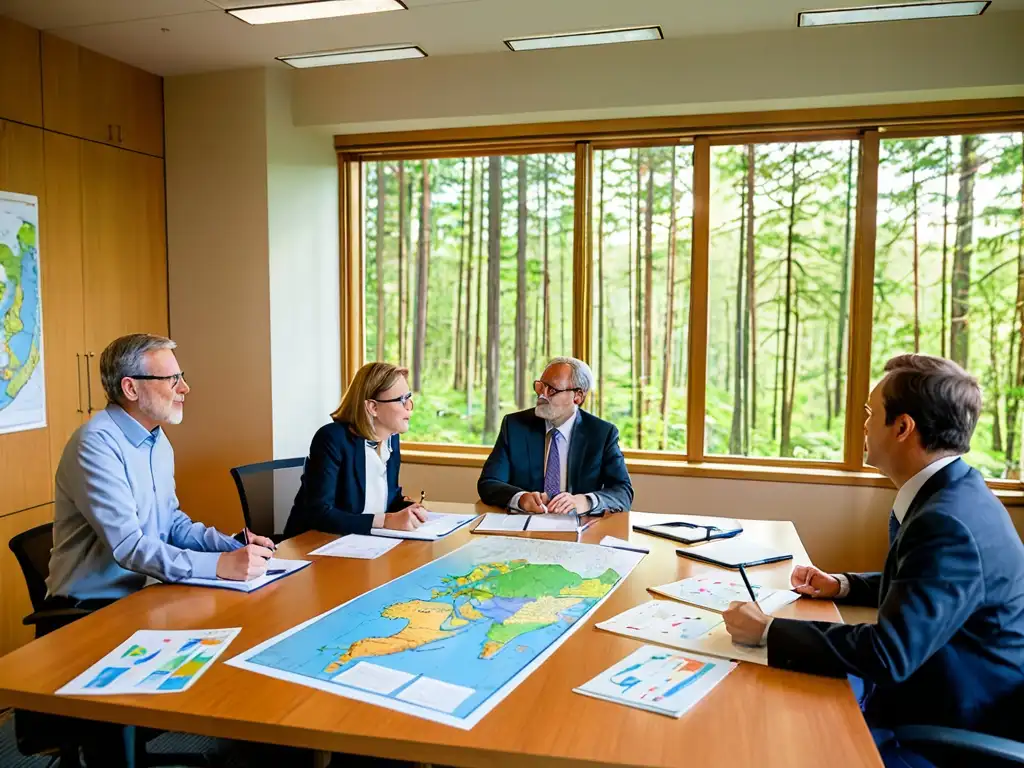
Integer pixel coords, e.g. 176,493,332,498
373,392,414,407
129,372,186,387
533,380,580,398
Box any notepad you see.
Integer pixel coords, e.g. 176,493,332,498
574,644,736,718
675,538,792,569
171,558,311,592
650,575,800,614
472,512,583,533
370,511,479,540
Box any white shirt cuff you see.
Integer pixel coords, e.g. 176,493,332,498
370,512,385,529
759,617,773,647
508,492,525,512
585,493,598,513
834,574,851,599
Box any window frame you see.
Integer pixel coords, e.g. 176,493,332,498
337,98,1024,494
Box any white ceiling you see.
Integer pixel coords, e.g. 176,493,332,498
1,0,1021,76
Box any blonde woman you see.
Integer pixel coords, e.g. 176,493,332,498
284,362,428,537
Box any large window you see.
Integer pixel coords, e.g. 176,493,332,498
343,104,1024,487
707,140,857,461
875,132,1024,478
592,146,694,451
365,154,575,445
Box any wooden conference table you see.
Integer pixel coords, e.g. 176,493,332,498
0,504,881,768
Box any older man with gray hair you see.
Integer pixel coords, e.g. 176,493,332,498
478,356,633,515
47,333,274,603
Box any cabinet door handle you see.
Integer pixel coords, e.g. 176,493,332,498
117,125,123,144
75,353,85,413
85,352,96,414
107,124,113,142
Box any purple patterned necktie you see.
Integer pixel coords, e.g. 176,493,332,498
544,430,562,499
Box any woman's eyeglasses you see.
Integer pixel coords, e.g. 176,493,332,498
373,392,414,407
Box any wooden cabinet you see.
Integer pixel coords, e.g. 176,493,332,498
0,120,52,517
81,142,168,410
42,133,87,470
0,16,42,126
42,33,163,157
0,503,54,656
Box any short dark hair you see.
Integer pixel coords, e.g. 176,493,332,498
880,354,981,453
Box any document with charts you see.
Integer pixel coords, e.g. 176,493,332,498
58,628,239,695
596,599,768,666
574,644,736,717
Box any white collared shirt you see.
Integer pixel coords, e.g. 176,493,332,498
892,455,960,524
363,437,392,517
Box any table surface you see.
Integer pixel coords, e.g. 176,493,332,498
0,504,881,768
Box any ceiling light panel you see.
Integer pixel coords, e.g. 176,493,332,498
228,0,406,25
279,44,426,67
798,1,988,27
505,25,663,52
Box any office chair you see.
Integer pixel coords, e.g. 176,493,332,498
8,524,215,768
229,457,306,541
893,725,1024,766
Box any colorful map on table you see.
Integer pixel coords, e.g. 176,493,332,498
228,537,643,729
0,190,45,435
57,628,240,696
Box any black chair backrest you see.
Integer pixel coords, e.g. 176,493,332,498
8,523,54,613
230,458,306,539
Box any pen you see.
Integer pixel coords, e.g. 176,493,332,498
265,568,287,576
419,490,426,505
738,564,758,604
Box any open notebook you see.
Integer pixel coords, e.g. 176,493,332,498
147,558,311,593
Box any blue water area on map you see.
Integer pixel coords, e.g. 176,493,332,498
247,547,609,722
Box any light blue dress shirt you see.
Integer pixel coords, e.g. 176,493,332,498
46,404,241,600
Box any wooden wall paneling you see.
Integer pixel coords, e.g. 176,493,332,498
0,120,52,515
42,132,86,468
0,16,42,126
118,64,164,157
81,142,168,410
0,504,54,656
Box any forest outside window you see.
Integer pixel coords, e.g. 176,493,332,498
874,131,1024,479
591,145,694,451
706,139,858,462
364,153,576,445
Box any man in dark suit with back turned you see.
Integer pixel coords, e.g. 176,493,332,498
478,356,633,515
724,354,1024,765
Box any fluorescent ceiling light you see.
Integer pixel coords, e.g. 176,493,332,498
278,44,425,67
229,0,406,25
798,1,988,27
505,25,663,52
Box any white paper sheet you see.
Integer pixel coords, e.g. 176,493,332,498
167,558,311,592
472,512,583,534
595,599,768,666
650,575,801,614
370,511,479,540
309,535,402,560
574,644,736,718
57,628,240,696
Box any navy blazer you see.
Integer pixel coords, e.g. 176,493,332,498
768,459,1024,738
477,408,633,513
283,421,409,538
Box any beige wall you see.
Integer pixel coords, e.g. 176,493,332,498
292,12,1024,134
165,68,273,532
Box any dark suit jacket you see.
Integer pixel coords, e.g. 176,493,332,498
768,459,1024,738
477,408,633,514
283,421,409,538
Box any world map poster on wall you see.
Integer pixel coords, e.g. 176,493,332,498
0,191,45,434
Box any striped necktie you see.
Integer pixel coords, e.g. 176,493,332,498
544,430,563,499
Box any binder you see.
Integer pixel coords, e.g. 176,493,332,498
675,538,793,569
633,515,743,545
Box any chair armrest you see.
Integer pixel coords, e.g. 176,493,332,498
893,725,1024,764
23,607,92,626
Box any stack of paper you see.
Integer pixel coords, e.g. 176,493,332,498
574,644,736,718
595,599,768,666
57,628,239,695
308,534,402,560
370,511,479,541
650,575,800,614
165,558,311,593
